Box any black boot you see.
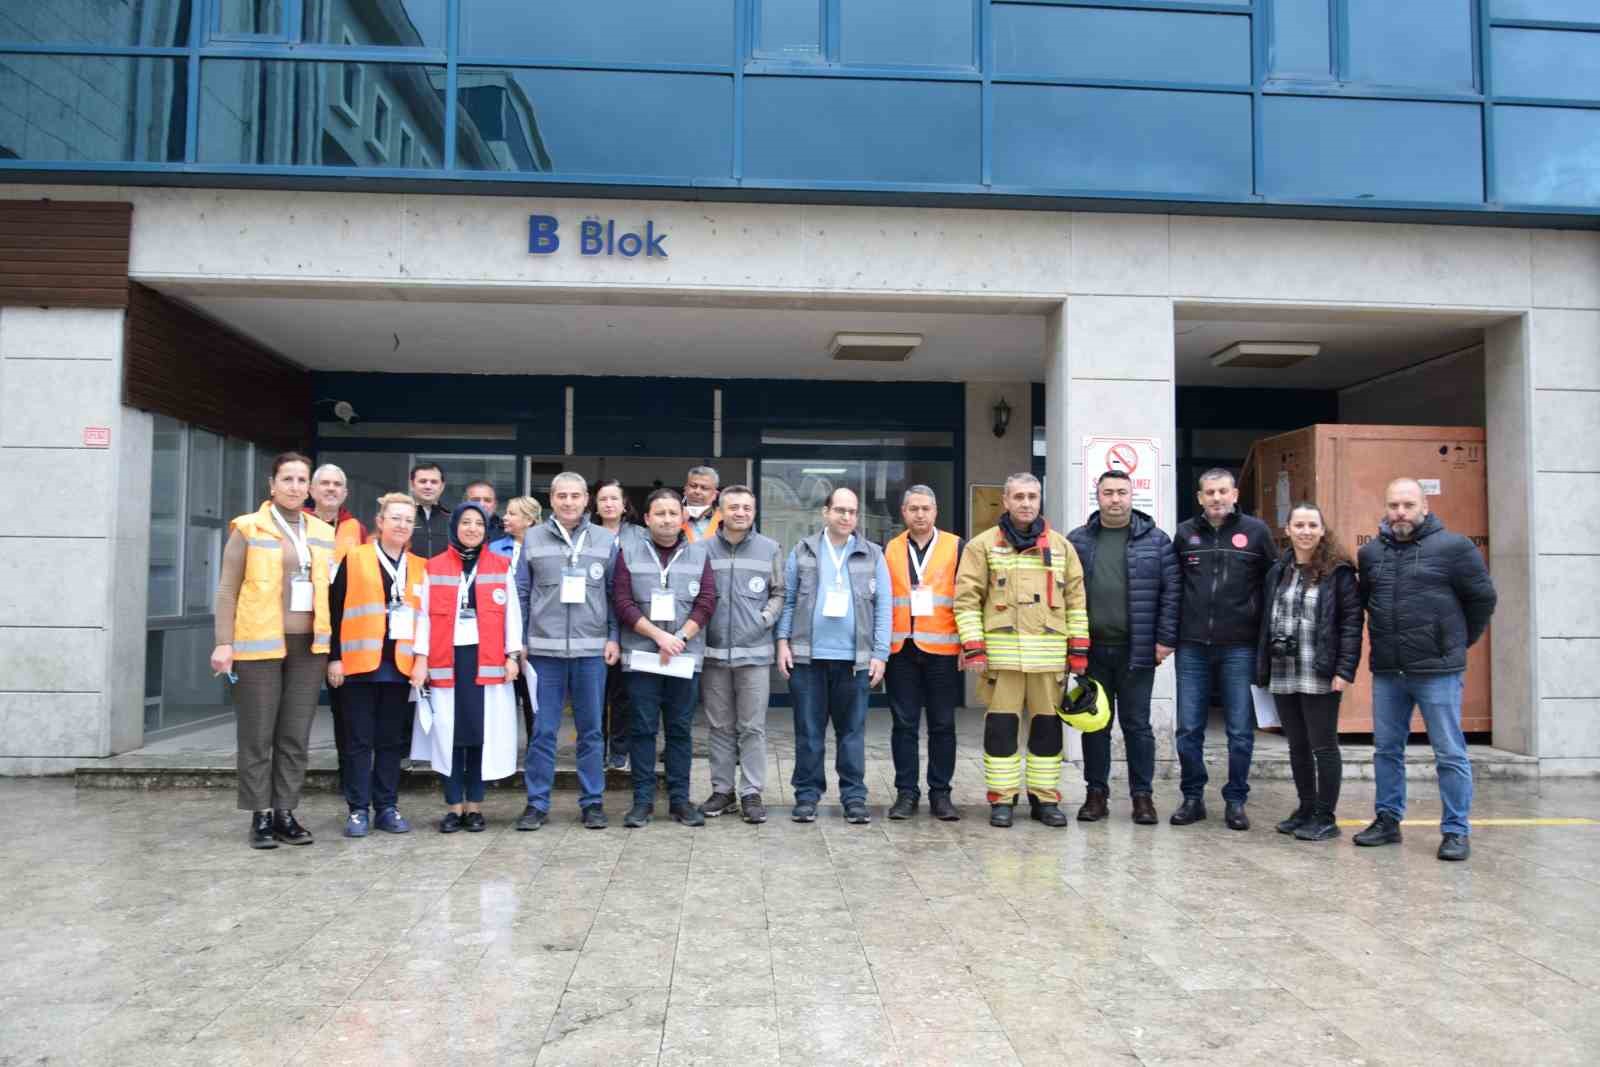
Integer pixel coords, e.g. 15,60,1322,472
1224,802,1250,831
1276,803,1313,835
1169,797,1207,825
1353,812,1402,847
929,791,960,821
1293,806,1341,841
989,802,1015,828
1030,799,1068,828
249,810,277,849
887,792,918,820
272,809,313,845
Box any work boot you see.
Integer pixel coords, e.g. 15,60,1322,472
1030,800,1069,828
581,804,609,830
887,792,918,820
1437,833,1470,862
671,801,706,827
1076,788,1109,822
1130,794,1158,825
989,802,1015,828
249,811,278,850
1224,802,1250,831
1353,812,1403,847
515,805,546,831
700,791,738,818
1169,797,1207,825
929,791,960,822
624,803,653,828
272,810,313,845
1276,803,1313,835
741,793,768,824
1293,807,1341,841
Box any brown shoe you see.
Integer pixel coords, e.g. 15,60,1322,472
1076,788,1109,822
1131,794,1158,825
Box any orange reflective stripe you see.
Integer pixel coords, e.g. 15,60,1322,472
886,530,961,656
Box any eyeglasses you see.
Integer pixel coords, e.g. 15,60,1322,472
828,507,859,517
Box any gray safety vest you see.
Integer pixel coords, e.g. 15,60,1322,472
787,531,883,672
518,517,616,659
618,533,710,671
704,530,781,668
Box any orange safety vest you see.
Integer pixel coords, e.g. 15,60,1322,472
337,542,423,677
228,503,334,661
304,507,367,568
886,529,961,656
423,548,510,688
682,509,721,543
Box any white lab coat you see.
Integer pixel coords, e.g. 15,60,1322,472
408,589,530,781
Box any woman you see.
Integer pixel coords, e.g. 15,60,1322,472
409,503,526,832
496,495,542,737
1254,501,1362,841
326,492,424,838
594,478,640,770
211,452,334,850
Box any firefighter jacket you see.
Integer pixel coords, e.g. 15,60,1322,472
954,523,1088,673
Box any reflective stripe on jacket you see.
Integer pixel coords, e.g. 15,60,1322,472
954,524,1087,673
618,533,712,671
424,549,509,688
228,502,334,660
786,531,884,672
337,542,423,677
515,517,617,659
885,529,961,656
704,530,783,668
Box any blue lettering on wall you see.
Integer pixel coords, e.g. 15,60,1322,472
529,215,668,258
528,214,560,254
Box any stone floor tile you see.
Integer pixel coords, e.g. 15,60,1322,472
774,995,900,1066
660,1003,781,1066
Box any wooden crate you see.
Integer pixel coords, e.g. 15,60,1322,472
1241,424,1489,734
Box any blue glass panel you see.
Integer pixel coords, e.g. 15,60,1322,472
455,67,731,177
1494,28,1600,101
1495,106,1600,206
841,0,974,69
1346,0,1475,91
993,6,1248,85
1261,96,1483,202
755,0,823,60
1269,0,1332,78
1,0,193,47
744,77,979,183
217,0,283,37
1491,0,1600,22
199,60,446,167
0,54,185,162
303,0,447,50
991,85,1251,195
460,0,734,66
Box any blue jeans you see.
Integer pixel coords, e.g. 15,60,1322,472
524,655,606,811
1372,671,1472,836
1082,644,1157,797
627,670,696,808
1175,643,1257,804
789,659,869,806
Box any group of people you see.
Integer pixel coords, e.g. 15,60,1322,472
211,455,1496,862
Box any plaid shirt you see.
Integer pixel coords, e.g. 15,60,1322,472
1268,566,1332,696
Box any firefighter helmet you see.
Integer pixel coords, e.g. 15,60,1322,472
1058,674,1111,733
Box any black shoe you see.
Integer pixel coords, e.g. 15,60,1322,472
249,811,278,850
439,812,464,834
671,802,706,827
1169,797,1207,826
1224,802,1250,832
1076,788,1109,822
624,803,653,828
741,794,768,824
272,810,313,845
1276,804,1313,835
843,802,871,825
989,803,1015,828
887,792,918,820
929,792,960,822
700,791,738,818
1131,794,1158,825
1353,813,1403,847
515,804,547,831
791,802,818,823
1294,809,1341,841
1030,801,1068,828
462,811,487,833
1437,833,1470,861
581,804,608,830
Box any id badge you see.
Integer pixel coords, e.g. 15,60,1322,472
387,605,414,640
650,590,676,622
289,576,314,613
454,614,479,646
823,589,850,618
561,573,587,604
910,586,935,617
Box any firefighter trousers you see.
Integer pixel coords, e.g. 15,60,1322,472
980,670,1065,804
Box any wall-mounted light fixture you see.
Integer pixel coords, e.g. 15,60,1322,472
992,396,1012,438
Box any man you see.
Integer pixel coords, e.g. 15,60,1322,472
304,463,367,567
409,462,452,558
613,489,718,828
464,480,509,551
698,484,783,825
1067,470,1179,825
1354,477,1496,862
955,472,1087,829
776,487,891,825
681,465,722,542
883,485,962,822
1171,468,1274,830
514,471,621,830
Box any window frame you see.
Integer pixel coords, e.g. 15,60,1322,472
332,31,364,125
367,86,391,158
210,0,295,45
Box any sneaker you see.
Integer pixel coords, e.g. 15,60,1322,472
624,803,653,828
249,810,278,850
887,792,918,820
374,807,411,834
343,810,370,838
462,811,487,833
700,791,738,818
1276,805,1313,835
791,801,818,823
1353,812,1403,847
581,804,609,830
515,804,547,831
741,794,768,824
843,802,871,825
439,812,464,834
1294,810,1341,841
607,750,629,772
1437,833,1470,861
272,810,314,845
670,802,706,827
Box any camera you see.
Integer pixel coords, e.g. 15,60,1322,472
1270,635,1299,656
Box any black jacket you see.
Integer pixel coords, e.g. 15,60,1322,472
1358,513,1496,674
409,501,453,559
1253,554,1362,687
1172,510,1275,646
1067,509,1180,669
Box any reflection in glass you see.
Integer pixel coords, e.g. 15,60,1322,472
301,0,447,49
217,0,282,36
0,55,185,163
147,416,183,618
460,0,733,66
756,0,822,60
760,457,955,551
198,59,445,167
16,0,194,48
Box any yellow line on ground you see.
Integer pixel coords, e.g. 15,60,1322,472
1334,817,1599,827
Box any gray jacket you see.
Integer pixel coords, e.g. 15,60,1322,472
704,529,783,668
785,531,885,671
515,516,618,659
617,533,712,671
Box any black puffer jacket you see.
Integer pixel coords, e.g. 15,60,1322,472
1067,509,1180,669
1357,513,1496,674
1173,510,1275,645
1253,554,1362,687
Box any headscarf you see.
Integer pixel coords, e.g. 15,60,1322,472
449,501,490,567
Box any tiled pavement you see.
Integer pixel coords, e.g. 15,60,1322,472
2,765,1599,1065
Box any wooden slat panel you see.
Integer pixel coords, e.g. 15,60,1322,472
0,200,131,309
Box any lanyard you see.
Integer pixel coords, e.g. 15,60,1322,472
554,520,588,568
908,530,939,586
824,535,851,589
653,544,686,590
375,547,405,607
272,507,310,575
457,563,478,613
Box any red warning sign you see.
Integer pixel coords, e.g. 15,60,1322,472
1081,435,1161,526
1107,442,1140,474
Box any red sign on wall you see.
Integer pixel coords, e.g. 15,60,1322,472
82,426,111,448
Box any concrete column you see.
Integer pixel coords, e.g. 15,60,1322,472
0,307,150,770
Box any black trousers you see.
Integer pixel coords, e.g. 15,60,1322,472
514,671,535,741
885,644,960,797
604,662,632,755
338,680,412,813
1275,690,1343,813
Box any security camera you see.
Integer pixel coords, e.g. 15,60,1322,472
333,401,359,425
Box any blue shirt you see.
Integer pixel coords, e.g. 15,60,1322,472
778,534,893,664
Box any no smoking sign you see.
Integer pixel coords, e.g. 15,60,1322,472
1082,435,1161,525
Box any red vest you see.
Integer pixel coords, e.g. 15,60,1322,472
424,547,510,688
